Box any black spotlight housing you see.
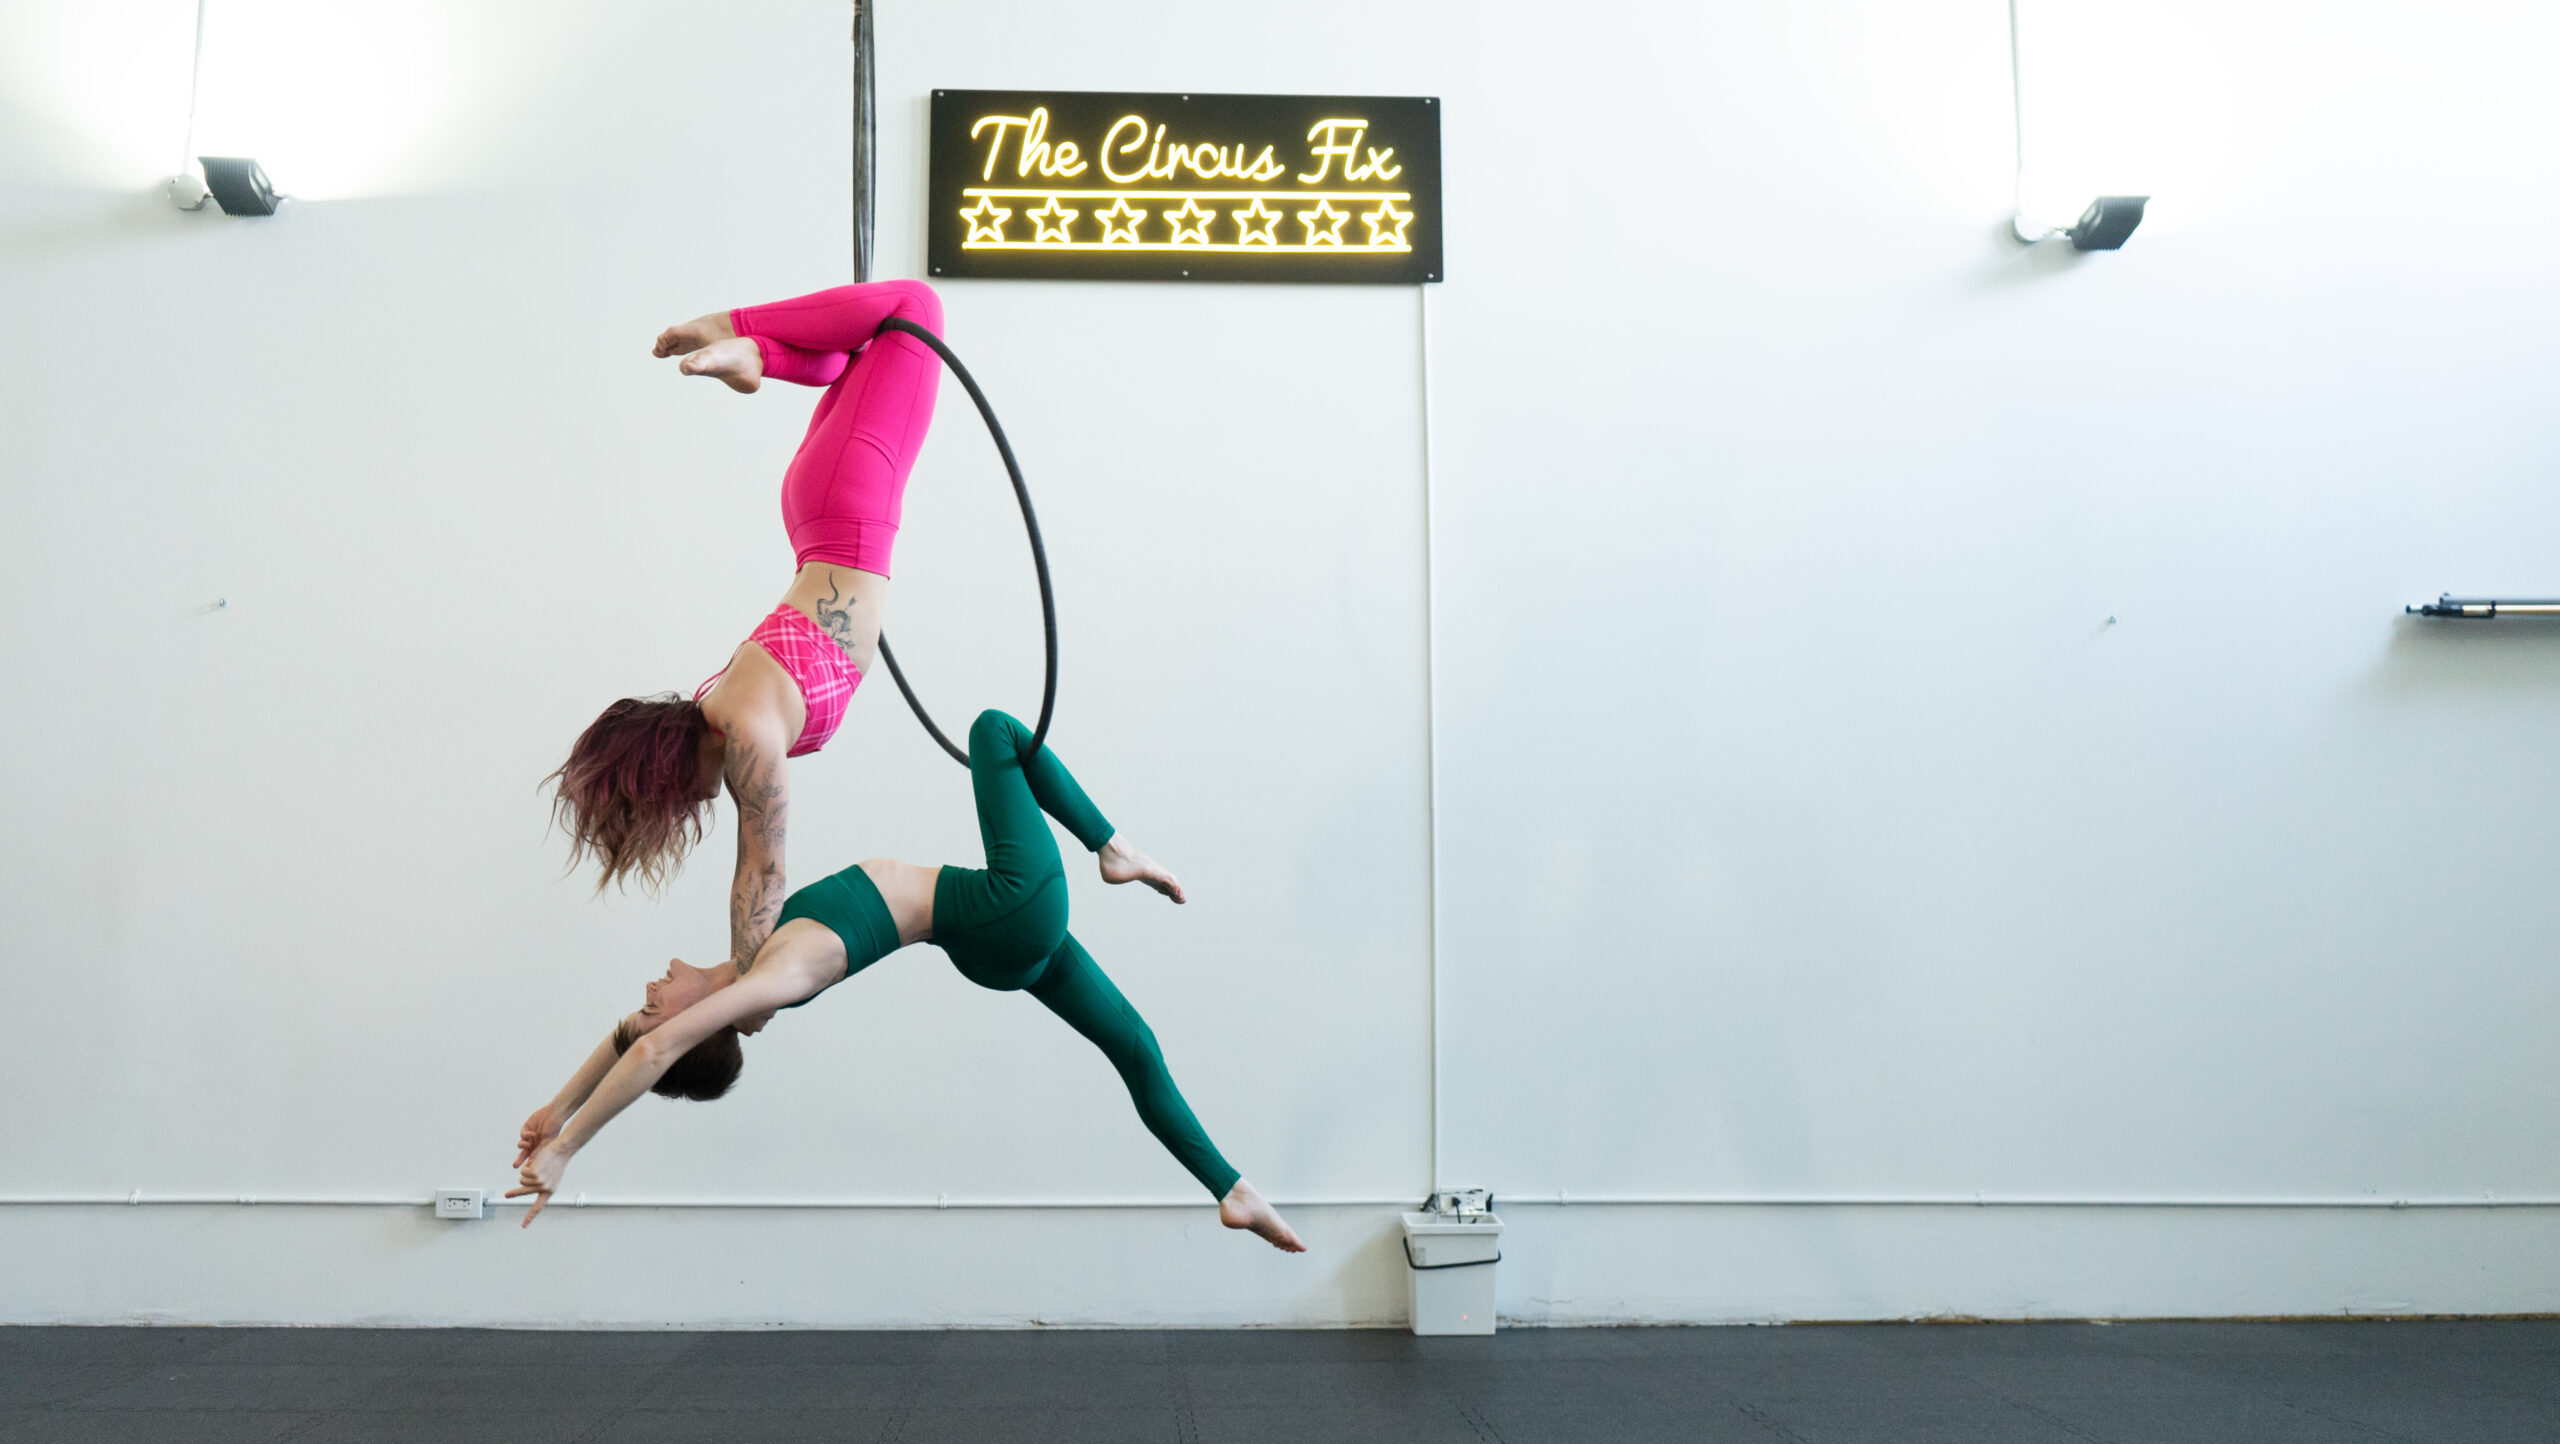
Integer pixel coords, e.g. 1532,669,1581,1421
198,157,280,216
2067,195,2146,251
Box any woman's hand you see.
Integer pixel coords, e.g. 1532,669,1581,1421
507,1142,570,1229
514,1105,564,1168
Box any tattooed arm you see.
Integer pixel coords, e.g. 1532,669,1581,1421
721,725,791,972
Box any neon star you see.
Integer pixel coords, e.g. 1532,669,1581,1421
1230,196,1282,246
1164,197,1216,245
1362,198,1413,248
1027,196,1079,243
1296,199,1350,246
961,195,1011,244
1095,196,1149,244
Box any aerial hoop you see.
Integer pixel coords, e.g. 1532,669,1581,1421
847,10,1049,766
871,317,1059,767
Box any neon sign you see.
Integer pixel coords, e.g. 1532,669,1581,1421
929,90,1442,284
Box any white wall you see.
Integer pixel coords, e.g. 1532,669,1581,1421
3,0,2557,1327
1426,0,2560,1209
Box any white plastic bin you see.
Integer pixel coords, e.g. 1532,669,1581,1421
1401,1210,1503,1335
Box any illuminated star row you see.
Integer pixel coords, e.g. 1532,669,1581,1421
959,193,1415,251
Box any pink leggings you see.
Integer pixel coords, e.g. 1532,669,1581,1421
731,280,945,577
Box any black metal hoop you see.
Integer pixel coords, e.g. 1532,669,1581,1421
870,317,1058,767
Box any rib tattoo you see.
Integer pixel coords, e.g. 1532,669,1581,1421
813,572,863,657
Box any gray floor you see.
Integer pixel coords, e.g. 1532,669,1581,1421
2,1320,2554,1443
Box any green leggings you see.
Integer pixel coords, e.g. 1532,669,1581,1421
776,710,1240,1199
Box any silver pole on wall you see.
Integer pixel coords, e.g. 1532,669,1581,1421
850,0,876,282
2407,595,2560,618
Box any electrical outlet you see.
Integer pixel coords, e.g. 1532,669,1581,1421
434,1188,485,1221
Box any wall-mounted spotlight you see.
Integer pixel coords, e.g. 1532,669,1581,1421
198,157,280,216
163,1,282,217
2006,0,2149,251
2065,196,2146,250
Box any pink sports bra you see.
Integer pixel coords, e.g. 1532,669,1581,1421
695,605,861,757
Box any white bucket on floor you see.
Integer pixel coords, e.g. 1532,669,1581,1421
1401,1209,1503,1335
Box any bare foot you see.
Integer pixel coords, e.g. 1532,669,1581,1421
1219,1179,1306,1252
678,335,764,394
653,310,737,358
1099,837,1184,904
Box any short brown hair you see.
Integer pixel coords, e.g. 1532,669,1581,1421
613,1018,744,1102
548,694,713,894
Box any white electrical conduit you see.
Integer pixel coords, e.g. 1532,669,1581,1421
165,0,214,210
181,0,207,174
1418,284,1443,1196
2,1194,2555,1209
2005,0,2063,243
0,1195,1409,1209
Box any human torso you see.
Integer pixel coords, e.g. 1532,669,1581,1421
863,859,942,947
697,605,858,757
696,565,887,759
777,562,888,676
695,633,810,754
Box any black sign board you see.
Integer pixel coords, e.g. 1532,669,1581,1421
927,90,1441,285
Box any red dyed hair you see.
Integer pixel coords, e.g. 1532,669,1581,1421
547,693,714,895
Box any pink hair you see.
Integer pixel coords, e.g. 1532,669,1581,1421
547,694,713,895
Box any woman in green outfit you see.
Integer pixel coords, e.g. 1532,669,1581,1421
509,710,1305,1252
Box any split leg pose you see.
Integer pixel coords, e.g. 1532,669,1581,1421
515,711,1305,1252
551,280,943,973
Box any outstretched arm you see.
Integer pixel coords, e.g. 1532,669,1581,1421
513,1030,621,1166
723,728,791,971
509,940,838,1227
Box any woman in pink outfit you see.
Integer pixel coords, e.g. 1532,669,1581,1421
549,280,942,971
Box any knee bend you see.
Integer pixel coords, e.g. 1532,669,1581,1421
969,709,1028,756
885,279,943,332
1113,1018,1164,1075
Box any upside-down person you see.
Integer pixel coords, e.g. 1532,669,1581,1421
551,281,945,971
513,711,1306,1252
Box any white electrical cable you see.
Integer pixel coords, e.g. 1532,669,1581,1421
1419,283,1442,1199
169,0,212,209
1513,1194,2560,1209
2005,0,2059,244
3,1192,2557,1210
0,1194,1416,1210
